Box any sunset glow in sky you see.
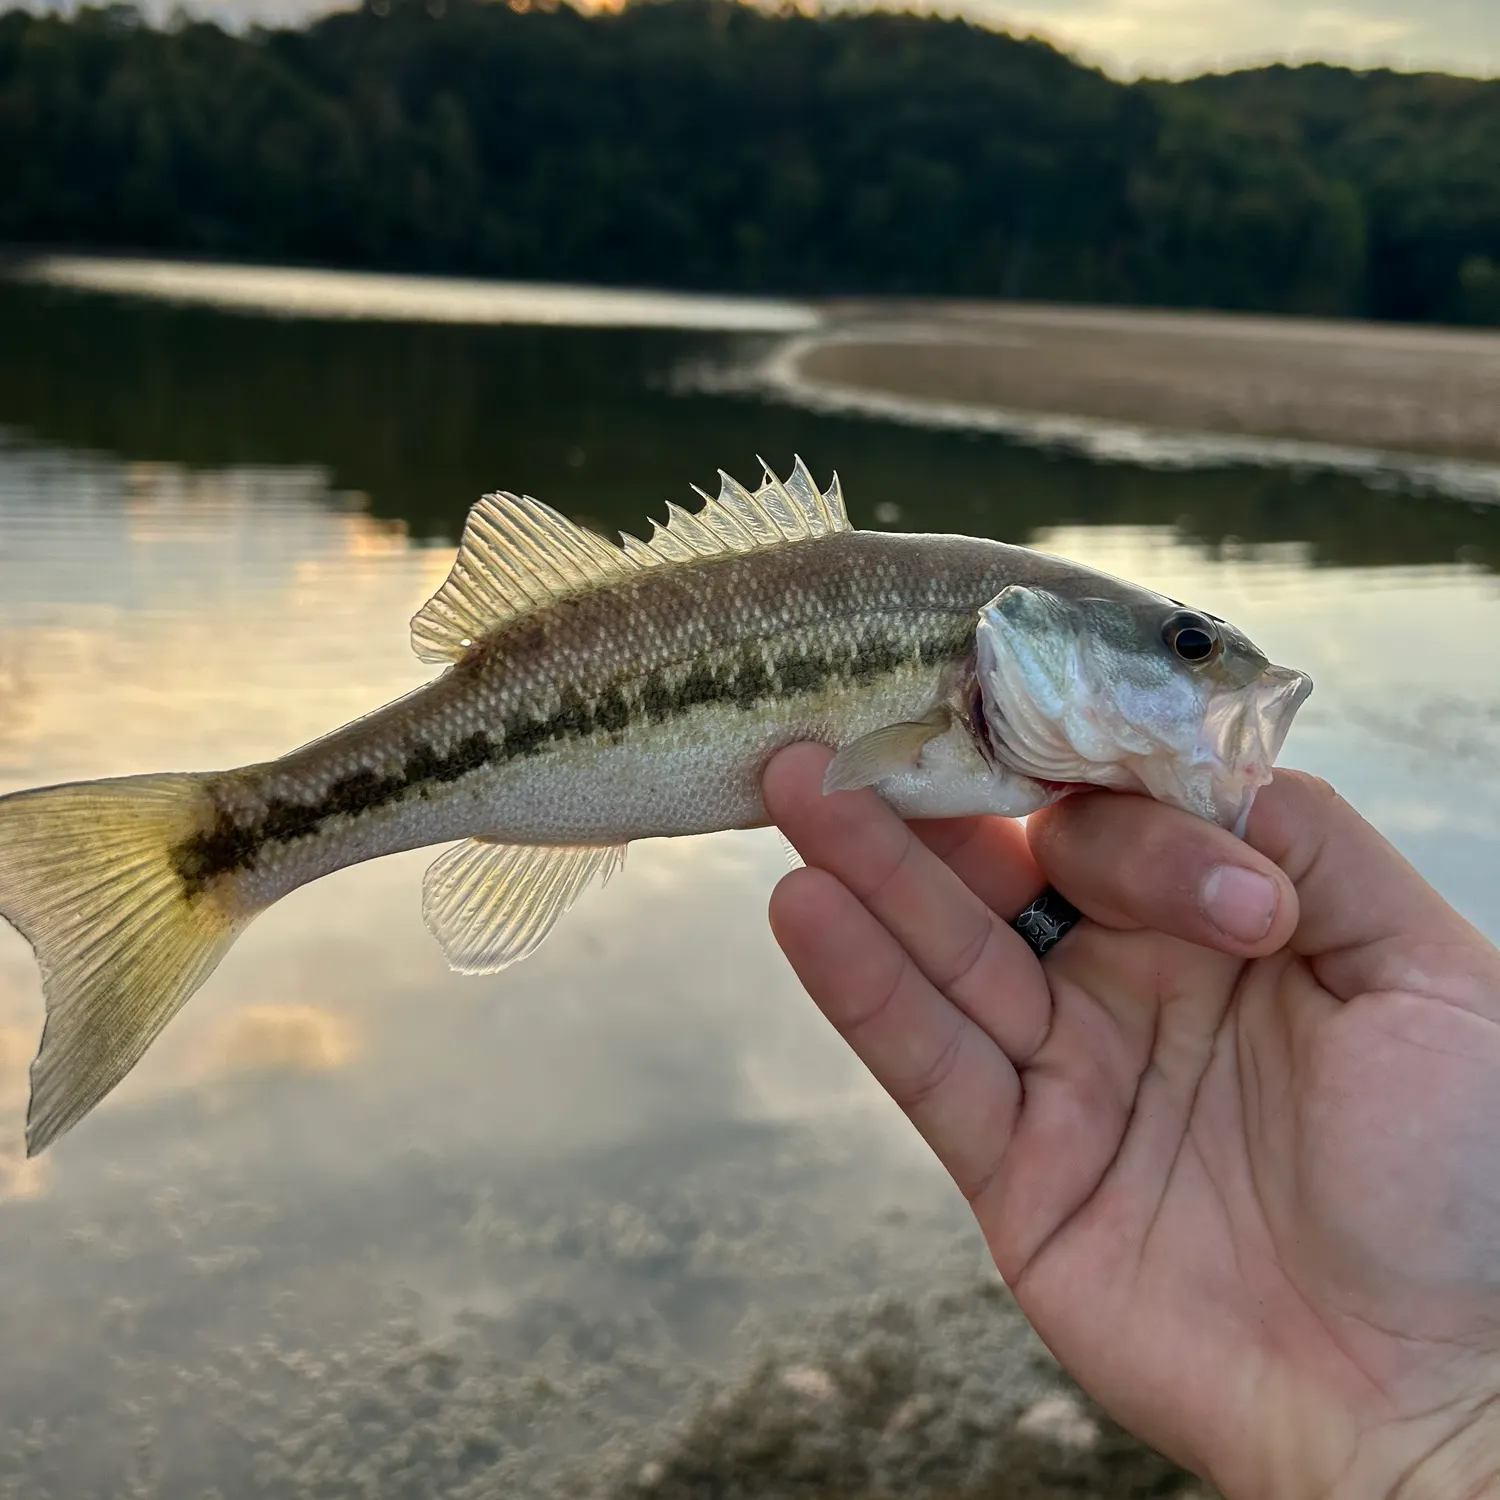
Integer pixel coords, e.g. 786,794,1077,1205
951,0,1500,78
15,0,1498,77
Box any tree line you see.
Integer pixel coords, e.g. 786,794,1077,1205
1,0,1497,323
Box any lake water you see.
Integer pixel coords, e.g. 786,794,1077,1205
0,267,1498,1498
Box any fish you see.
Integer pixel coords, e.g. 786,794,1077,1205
0,459,1312,1155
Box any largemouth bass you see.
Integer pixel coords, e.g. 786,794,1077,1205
0,460,1311,1155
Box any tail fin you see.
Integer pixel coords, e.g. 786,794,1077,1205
0,774,251,1156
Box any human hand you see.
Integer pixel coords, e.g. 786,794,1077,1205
764,744,1500,1500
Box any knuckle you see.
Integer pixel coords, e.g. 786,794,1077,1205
895,1024,966,1111
1065,796,1188,905
1025,790,1097,870
930,917,994,995
1280,767,1340,805
841,948,910,1036
1269,768,1355,841
852,826,918,907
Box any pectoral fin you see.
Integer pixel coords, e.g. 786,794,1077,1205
422,839,627,974
822,711,951,795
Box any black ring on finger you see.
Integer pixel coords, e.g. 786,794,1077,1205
1012,888,1081,958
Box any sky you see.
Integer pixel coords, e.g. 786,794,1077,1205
15,0,1500,77
961,0,1500,78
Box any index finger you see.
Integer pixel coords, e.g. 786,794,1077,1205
763,742,1053,1064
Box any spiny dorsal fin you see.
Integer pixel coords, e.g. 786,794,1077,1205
620,455,848,570
412,458,849,663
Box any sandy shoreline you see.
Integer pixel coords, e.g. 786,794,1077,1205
783,301,1500,466
16,254,1500,472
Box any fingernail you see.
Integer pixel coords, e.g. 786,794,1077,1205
1199,865,1278,944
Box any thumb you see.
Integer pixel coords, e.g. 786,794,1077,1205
1026,785,1300,960
1029,772,1497,1010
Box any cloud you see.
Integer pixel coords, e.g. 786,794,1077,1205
956,0,1498,77
215,1004,357,1076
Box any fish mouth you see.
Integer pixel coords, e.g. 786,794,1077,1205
1107,662,1314,832
971,624,1314,831
1202,664,1314,835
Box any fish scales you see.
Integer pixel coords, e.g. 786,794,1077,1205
181,530,1030,912
0,459,1312,1155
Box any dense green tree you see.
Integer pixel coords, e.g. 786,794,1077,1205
1166,64,1500,321
0,0,1495,322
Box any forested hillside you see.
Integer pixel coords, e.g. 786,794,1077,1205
1,0,1497,323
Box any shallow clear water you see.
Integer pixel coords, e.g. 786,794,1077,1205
0,269,1497,1496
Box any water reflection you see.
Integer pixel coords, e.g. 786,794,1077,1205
215,1004,357,1077
18,254,820,332
4,280,1500,573
0,279,1496,1497
0,448,1003,1496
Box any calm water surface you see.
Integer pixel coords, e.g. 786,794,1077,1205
0,272,1498,1497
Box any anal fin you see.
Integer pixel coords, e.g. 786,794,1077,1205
823,711,951,795
421,839,627,975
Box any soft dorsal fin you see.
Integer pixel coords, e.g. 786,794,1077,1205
411,457,849,663
411,493,639,664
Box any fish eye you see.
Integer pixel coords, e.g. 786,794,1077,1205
1163,611,1220,664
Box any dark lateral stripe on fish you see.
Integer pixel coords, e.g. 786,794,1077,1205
171,626,970,894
